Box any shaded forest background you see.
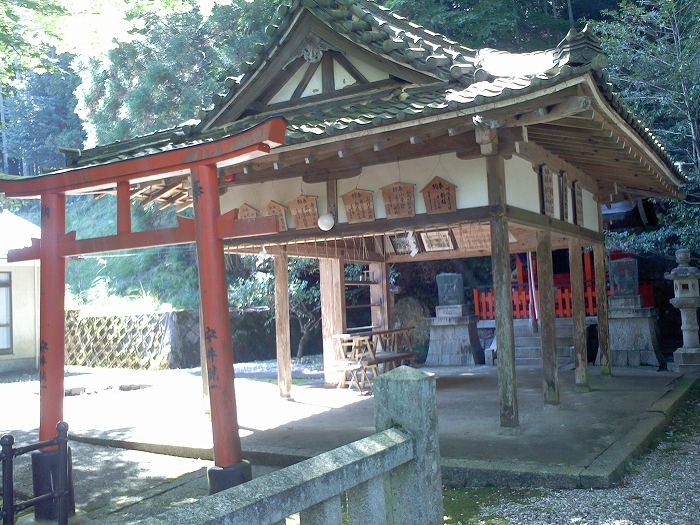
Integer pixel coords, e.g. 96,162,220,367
0,0,698,357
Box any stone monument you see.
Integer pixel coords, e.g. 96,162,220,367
665,249,700,372
425,273,484,366
606,257,660,366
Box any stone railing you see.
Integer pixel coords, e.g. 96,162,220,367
137,367,444,525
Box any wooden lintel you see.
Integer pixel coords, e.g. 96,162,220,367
217,214,279,240
225,206,492,249
506,206,603,244
7,238,41,263
60,215,196,257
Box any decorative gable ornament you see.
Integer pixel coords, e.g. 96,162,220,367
421,176,457,214
262,201,288,232
287,195,319,230
238,203,259,220
341,188,375,223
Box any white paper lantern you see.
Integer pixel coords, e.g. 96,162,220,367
318,213,335,231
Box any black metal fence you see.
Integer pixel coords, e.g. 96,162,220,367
0,422,70,525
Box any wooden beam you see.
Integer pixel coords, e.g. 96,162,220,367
487,153,519,429
569,239,588,389
291,60,321,100
536,230,559,405
0,118,286,198
594,243,611,376
320,257,346,385
506,206,604,245
331,51,369,84
225,206,492,250
322,53,334,94
117,181,132,235
369,263,390,331
274,251,293,399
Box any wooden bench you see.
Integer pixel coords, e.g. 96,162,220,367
333,327,417,391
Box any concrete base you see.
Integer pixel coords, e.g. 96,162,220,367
608,295,660,367
672,347,700,373
207,461,251,494
426,313,484,366
31,449,76,520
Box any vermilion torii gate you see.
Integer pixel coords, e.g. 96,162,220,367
0,118,287,493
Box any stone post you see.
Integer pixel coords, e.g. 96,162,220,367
374,366,443,525
665,249,700,372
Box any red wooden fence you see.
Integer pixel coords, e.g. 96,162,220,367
473,282,654,320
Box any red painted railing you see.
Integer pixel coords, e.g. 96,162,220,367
473,282,654,320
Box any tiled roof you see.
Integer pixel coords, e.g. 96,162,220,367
67,0,681,184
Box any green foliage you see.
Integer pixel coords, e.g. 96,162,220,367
595,0,700,256
380,0,619,51
80,0,281,145
2,52,85,175
0,0,66,88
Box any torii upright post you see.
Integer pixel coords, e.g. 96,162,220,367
191,163,249,493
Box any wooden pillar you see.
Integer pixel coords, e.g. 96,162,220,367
191,164,244,470
569,239,588,388
594,243,611,375
369,262,390,330
487,154,519,428
116,181,131,235
38,192,66,441
274,251,292,399
537,230,559,405
320,257,346,385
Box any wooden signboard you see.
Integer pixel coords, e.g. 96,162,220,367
574,183,584,226
341,188,375,223
540,166,555,217
559,173,569,221
287,195,319,230
381,182,415,219
420,176,457,214
262,200,288,232
238,203,259,220
455,223,490,251
420,230,455,252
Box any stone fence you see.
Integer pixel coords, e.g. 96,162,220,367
136,367,444,525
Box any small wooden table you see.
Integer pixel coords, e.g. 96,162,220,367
332,327,417,392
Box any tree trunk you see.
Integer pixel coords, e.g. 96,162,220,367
567,0,575,27
296,320,316,358
0,93,8,172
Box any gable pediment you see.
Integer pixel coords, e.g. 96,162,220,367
200,9,440,130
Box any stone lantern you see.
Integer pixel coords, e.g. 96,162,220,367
665,249,700,372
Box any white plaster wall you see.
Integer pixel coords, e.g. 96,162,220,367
336,153,487,223
269,62,310,104
219,178,327,230
346,50,389,82
505,156,540,213
0,263,38,370
582,189,600,232
334,60,356,90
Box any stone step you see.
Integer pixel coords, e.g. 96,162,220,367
515,336,574,347
515,346,573,358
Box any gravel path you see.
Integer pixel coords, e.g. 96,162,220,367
481,388,700,525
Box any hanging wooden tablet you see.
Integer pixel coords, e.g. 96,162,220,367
341,188,375,223
456,223,491,251
287,195,319,230
381,182,415,219
559,172,569,221
262,200,288,232
574,183,584,226
420,176,457,214
238,203,259,220
540,166,555,217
